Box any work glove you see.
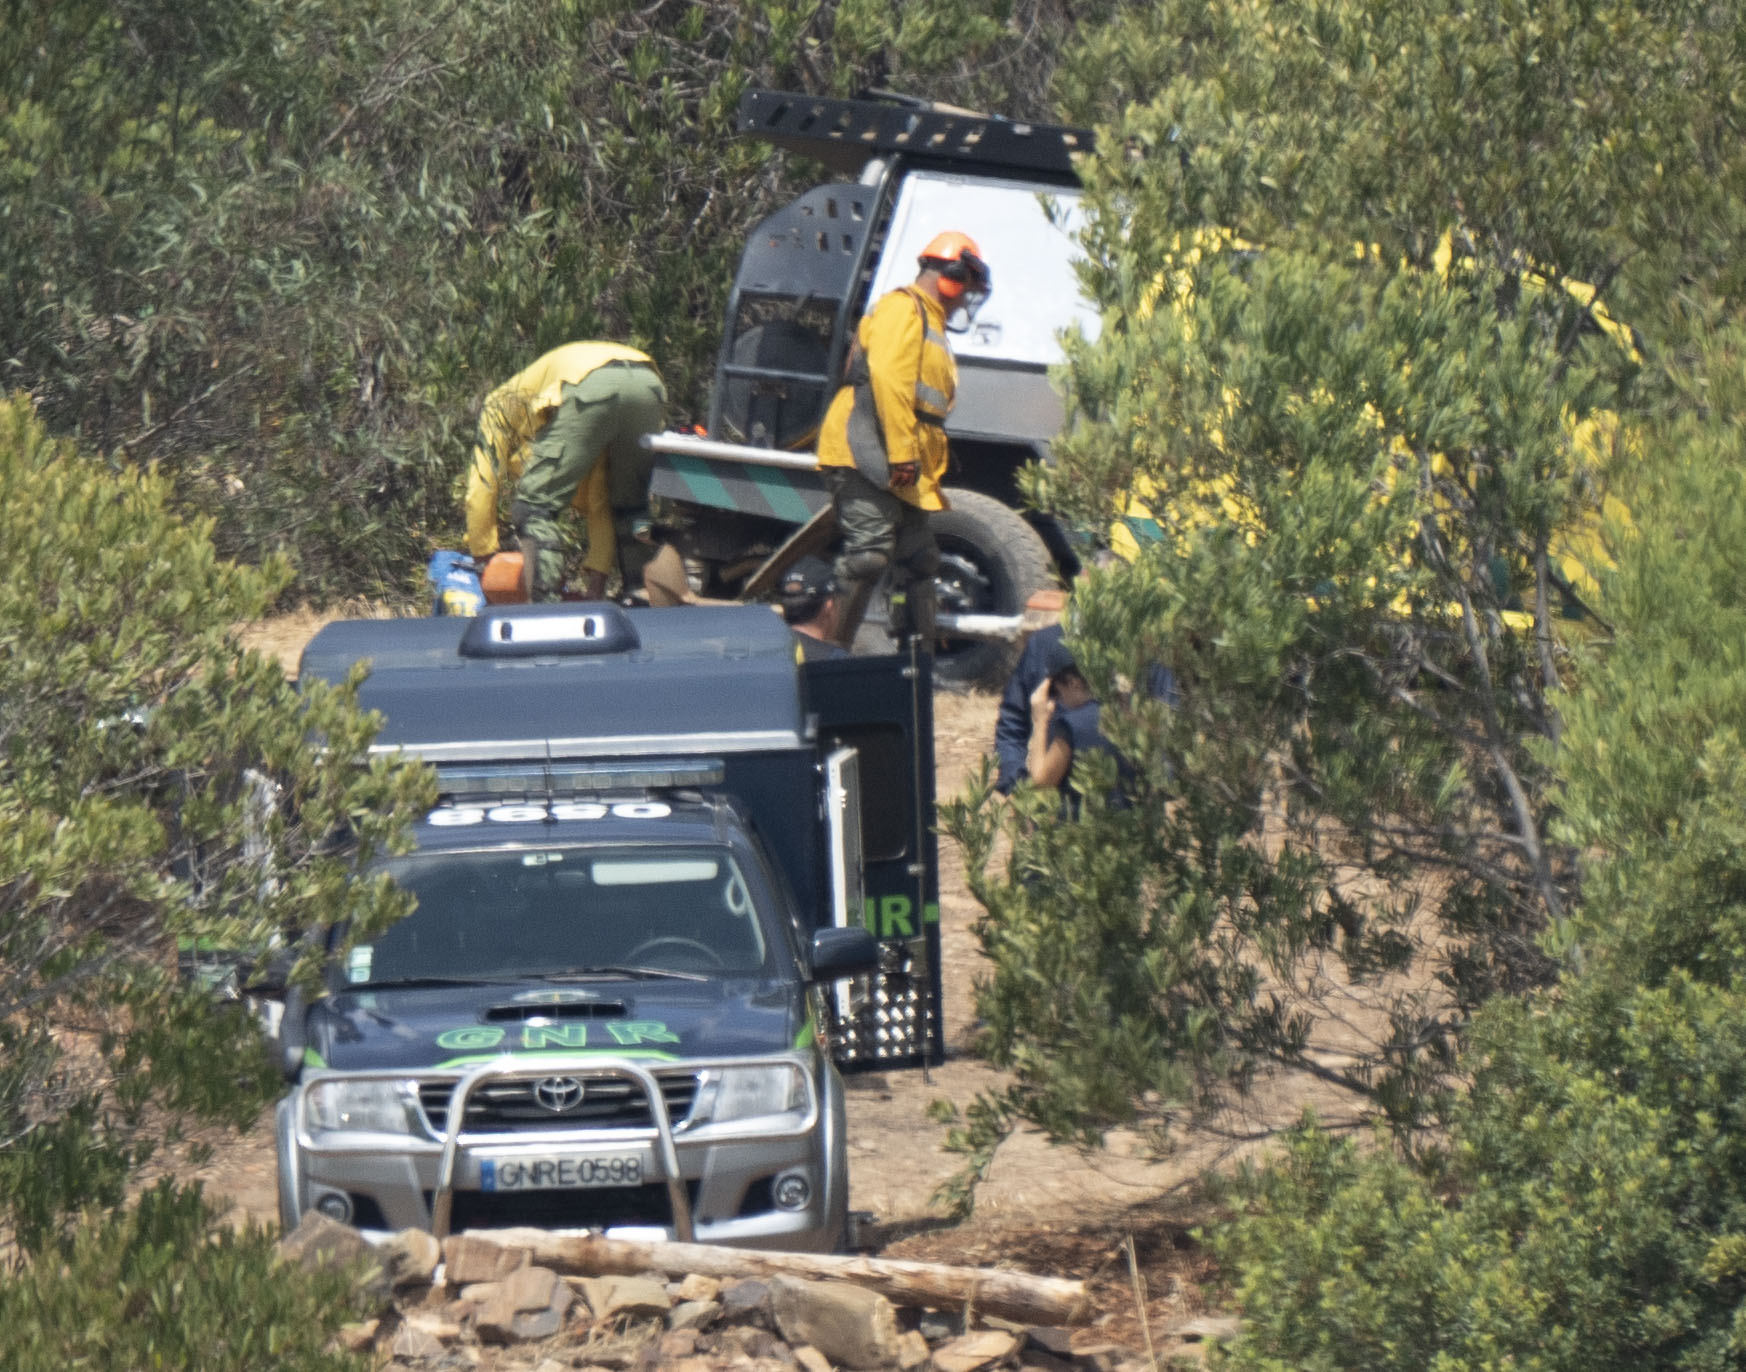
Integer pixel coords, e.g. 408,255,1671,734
887,461,919,491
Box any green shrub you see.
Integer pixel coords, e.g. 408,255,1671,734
0,390,430,1249
1207,322,1746,1370
0,1181,373,1371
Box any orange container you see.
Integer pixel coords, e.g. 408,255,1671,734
479,551,528,604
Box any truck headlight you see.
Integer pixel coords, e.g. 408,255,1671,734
303,1079,418,1135
694,1065,807,1126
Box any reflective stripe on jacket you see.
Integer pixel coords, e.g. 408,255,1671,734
464,342,651,560
817,287,955,512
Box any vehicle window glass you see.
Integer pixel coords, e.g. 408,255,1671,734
354,845,768,982
822,724,908,861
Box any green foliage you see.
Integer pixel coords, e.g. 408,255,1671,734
0,393,432,1254
952,3,1746,1350
946,0,1746,1170
1551,319,1746,992
1203,323,1746,1368
0,1180,372,1370
0,0,1118,600
1052,0,1746,339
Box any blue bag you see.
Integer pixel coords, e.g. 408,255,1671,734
426,550,485,617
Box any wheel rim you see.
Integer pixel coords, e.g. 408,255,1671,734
927,539,1006,671
935,548,995,617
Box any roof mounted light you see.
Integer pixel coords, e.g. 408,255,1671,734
433,758,725,802
458,604,640,658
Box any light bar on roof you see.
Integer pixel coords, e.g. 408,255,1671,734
433,758,725,800
458,604,640,658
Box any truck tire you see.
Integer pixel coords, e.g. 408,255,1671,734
929,487,1054,691
274,1097,304,1233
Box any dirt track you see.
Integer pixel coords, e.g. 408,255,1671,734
196,610,1355,1346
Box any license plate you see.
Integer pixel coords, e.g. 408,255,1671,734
479,1153,645,1191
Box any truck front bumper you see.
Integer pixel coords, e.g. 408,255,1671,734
277,1053,847,1253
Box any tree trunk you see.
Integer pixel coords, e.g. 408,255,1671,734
451,1229,1091,1325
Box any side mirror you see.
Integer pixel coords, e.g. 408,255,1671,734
810,926,880,982
276,984,309,1083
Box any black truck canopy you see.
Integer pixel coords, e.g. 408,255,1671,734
298,603,806,764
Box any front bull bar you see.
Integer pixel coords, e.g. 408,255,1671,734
432,1056,691,1241
294,1054,821,1243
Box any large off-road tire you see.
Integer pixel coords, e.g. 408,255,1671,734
928,487,1054,691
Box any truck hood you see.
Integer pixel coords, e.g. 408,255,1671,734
305,979,807,1073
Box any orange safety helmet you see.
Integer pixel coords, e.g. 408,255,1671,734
917,230,992,301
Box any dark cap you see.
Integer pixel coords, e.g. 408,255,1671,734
1040,635,1078,682
778,556,838,602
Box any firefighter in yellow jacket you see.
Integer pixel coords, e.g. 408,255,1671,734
464,342,666,601
816,231,991,650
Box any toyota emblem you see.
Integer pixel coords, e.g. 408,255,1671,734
531,1076,585,1113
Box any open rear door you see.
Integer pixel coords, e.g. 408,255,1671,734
803,645,943,1068
824,745,866,1033
824,746,866,932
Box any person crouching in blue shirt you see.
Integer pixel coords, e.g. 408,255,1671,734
1024,637,1134,815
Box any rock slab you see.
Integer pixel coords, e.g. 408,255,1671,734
443,1233,532,1284
719,1277,774,1326
795,1345,835,1372
769,1276,901,1371
676,1273,723,1303
277,1212,376,1275
390,1321,446,1360
477,1265,574,1344
576,1274,674,1322
669,1299,723,1332
932,1330,1021,1372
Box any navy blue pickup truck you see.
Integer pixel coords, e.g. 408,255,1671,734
273,603,940,1251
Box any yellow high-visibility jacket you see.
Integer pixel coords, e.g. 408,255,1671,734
817,286,955,512
464,342,651,572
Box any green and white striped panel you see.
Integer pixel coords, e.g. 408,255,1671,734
649,454,831,525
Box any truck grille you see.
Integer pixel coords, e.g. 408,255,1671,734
433,1180,700,1232
419,1073,699,1134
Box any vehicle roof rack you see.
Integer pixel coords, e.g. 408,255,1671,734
736,89,1093,182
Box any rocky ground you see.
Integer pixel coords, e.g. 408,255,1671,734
277,1214,1241,1370
199,608,1366,1367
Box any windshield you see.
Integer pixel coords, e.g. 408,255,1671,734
349,844,769,984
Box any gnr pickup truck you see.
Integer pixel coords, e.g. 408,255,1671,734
273,602,941,1251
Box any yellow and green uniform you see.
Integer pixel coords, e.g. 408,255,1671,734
817,286,957,648
817,286,956,510
463,342,664,593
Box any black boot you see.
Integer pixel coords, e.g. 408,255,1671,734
833,576,879,650
905,578,937,653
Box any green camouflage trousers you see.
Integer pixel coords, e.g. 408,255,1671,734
826,467,940,645
512,362,665,600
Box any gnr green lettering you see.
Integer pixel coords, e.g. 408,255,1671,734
879,895,914,937
435,1026,506,1051
604,1020,680,1046
521,1023,589,1050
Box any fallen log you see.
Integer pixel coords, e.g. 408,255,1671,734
451,1229,1090,1326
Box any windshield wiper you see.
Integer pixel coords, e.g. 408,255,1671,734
529,965,710,983
344,975,529,990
